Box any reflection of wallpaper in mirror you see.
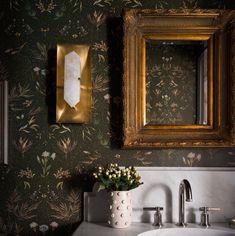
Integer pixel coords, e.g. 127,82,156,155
146,40,207,125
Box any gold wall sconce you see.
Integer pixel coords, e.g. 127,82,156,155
56,44,91,123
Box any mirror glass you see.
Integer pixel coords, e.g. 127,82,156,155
145,40,208,125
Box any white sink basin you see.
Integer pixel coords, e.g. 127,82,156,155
138,228,234,236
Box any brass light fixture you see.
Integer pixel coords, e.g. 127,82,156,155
56,44,91,123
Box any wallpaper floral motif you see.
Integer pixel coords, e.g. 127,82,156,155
0,0,235,235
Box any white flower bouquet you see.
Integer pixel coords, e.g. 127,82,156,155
93,163,143,191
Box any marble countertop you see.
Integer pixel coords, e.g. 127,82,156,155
72,222,234,236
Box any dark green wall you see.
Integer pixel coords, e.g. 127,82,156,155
0,0,235,235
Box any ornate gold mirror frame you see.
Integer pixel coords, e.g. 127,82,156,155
123,9,235,148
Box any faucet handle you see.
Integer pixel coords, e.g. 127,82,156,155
199,207,221,212
199,207,221,227
143,207,163,211
143,207,164,227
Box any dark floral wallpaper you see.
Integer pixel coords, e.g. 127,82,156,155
0,0,235,235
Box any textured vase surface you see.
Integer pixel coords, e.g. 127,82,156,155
108,191,132,228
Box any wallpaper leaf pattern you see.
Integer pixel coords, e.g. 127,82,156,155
0,0,235,235
146,42,198,124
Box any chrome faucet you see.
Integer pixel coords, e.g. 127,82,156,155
178,179,193,227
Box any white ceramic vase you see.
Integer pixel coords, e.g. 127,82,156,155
108,191,132,228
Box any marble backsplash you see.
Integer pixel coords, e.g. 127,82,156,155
84,167,235,224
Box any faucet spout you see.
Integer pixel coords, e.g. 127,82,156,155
182,179,192,201
178,179,192,227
